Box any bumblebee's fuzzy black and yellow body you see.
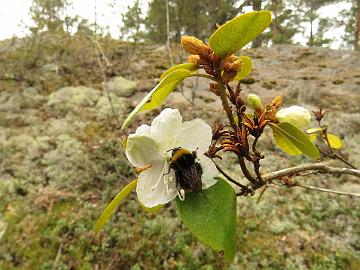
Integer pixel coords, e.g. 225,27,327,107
170,148,203,193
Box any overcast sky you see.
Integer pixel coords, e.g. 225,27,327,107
0,0,351,49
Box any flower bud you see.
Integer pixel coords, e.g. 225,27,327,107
247,94,263,110
275,105,311,128
181,36,210,55
188,54,200,64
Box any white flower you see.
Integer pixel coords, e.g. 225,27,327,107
276,105,311,128
125,108,218,207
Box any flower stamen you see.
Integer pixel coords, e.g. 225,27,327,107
135,163,152,174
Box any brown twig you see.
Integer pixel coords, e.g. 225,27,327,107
217,81,258,185
218,83,237,131
212,160,249,191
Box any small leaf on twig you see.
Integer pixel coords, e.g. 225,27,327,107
234,56,253,81
208,11,272,58
94,179,137,232
270,122,319,158
121,69,192,128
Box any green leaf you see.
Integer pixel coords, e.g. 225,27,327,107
122,137,127,151
160,63,199,80
121,69,192,129
270,122,320,158
94,179,137,232
176,179,237,261
326,133,343,149
308,133,317,143
208,11,272,58
234,56,253,81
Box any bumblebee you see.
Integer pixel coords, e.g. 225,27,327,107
169,147,203,195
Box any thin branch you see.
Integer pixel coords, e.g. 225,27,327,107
52,242,63,270
217,82,258,185
88,35,123,171
88,36,121,129
262,162,360,182
237,155,258,185
270,183,360,198
293,183,360,198
256,185,268,203
218,83,237,130
212,160,248,190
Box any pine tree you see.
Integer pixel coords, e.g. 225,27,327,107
312,18,334,47
144,0,241,43
29,0,70,34
291,0,338,47
339,0,360,50
263,0,298,44
120,0,145,42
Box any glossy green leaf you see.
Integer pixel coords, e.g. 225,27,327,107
122,137,127,151
160,63,199,80
270,122,320,158
326,133,343,149
308,133,317,143
121,69,192,129
208,11,272,58
94,179,137,232
176,179,237,261
234,56,253,80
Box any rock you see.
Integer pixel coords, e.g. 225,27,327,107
106,76,137,97
95,93,128,119
47,86,101,112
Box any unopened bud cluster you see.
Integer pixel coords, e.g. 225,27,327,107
181,36,242,83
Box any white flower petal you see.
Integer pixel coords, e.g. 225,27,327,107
198,155,218,189
135,124,151,136
176,118,212,154
276,105,311,128
126,135,162,167
150,108,183,152
136,161,177,207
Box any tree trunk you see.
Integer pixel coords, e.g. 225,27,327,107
354,5,360,50
271,0,279,43
309,18,314,47
251,0,263,48
165,0,174,65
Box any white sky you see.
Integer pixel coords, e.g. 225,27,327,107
0,0,351,48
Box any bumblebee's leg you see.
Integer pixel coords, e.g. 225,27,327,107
195,162,203,176
175,172,185,201
192,147,199,159
163,159,174,175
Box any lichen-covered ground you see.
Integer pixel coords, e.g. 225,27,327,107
1,36,360,269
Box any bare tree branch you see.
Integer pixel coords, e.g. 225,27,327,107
292,183,360,198
268,183,360,198
262,162,360,182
